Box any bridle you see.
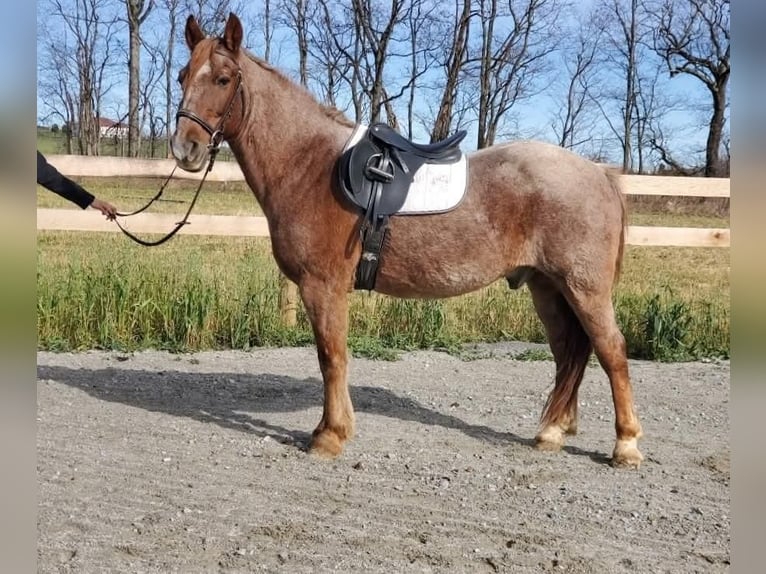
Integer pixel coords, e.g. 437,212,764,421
113,69,243,247
176,69,243,160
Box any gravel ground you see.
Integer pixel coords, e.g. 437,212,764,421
37,345,730,573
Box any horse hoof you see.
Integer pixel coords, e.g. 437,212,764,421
309,430,345,459
534,440,562,452
534,426,564,452
611,438,643,469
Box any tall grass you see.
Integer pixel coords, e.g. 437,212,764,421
617,290,729,361
37,232,729,361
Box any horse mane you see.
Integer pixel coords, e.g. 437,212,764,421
241,49,356,129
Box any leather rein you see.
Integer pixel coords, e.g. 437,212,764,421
113,70,243,247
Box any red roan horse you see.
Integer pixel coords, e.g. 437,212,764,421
171,13,643,468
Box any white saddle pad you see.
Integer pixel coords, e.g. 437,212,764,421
345,125,468,215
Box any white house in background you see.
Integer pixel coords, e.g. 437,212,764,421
98,117,128,139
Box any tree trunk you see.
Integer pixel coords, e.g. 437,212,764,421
127,1,154,158
128,28,141,156
622,0,637,173
165,2,177,158
431,0,470,142
297,0,308,86
476,0,496,150
706,79,727,177
78,74,98,156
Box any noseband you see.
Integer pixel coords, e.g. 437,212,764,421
176,69,243,167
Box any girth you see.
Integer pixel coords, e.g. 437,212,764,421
338,123,467,291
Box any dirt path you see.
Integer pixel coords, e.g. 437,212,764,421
37,346,730,573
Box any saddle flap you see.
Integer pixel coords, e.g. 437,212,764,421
339,138,423,217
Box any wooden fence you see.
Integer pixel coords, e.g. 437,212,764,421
37,155,730,325
36,155,730,247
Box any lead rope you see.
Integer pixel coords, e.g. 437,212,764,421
113,148,219,247
114,165,178,218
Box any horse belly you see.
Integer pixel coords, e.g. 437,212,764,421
373,227,509,299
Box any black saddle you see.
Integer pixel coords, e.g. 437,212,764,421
337,123,467,290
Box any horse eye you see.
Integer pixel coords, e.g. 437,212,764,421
177,67,188,85
216,76,231,87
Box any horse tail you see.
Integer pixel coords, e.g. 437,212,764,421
535,288,593,434
605,167,627,283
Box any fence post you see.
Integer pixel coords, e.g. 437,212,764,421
279,275,299,327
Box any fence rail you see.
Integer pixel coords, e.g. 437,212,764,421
37,155,730,248
41,154,731,197
36,209,730,248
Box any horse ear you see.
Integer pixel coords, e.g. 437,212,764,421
222,12,243,53
185,15,204,50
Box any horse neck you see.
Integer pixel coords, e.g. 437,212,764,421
229,60,351,212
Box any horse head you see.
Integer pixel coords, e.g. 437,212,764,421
171,13,244,172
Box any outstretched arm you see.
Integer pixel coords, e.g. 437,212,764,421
36,151,116,219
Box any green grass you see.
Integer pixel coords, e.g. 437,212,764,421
37,178,261,216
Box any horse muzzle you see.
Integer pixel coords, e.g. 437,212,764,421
170,133,208,173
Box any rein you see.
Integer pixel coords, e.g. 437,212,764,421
114,70,243,247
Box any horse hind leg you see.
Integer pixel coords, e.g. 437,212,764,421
563,283,644,469
526,273,592,452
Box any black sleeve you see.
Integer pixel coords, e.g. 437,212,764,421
37,151,95,210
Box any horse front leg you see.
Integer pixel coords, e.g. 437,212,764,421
299,278,354,458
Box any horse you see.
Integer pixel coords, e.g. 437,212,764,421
171,13,644,468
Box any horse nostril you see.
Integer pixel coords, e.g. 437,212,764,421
171,137,193,162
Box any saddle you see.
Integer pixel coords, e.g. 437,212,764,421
338,123,467,290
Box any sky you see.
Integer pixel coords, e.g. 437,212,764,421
35,0,725,168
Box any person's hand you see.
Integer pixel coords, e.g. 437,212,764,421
90,198,117,220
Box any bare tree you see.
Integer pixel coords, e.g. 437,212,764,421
307,1,435,130
552,12,602,151
126,1,155,157
430,0,472,142
305,1,352,107
279,0,314,86
318,0,367,120
642,69,707,176
616,0,638,172
632,64,673,174
351,0,408,124
262,0,274,62
592,0,644,172
399,0,441,138
649,0,730,177
138,39,166,157
47,0,123,155
472,0,562,149
38,29,79,154
646,127,696,175
157,0,181,157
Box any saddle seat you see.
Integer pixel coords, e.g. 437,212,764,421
368,123,466,162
